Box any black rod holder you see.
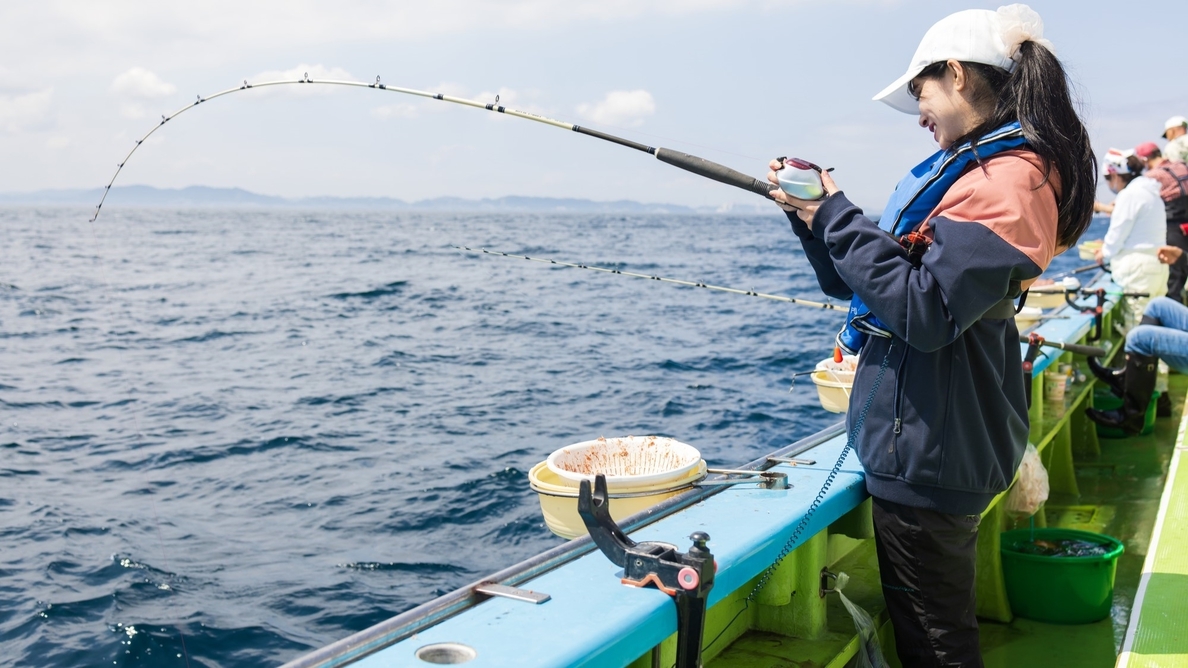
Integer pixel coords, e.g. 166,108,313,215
578,474,715,668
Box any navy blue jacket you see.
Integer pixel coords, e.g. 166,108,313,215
789,152,1060,515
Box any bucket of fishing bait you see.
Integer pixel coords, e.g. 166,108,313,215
530,436,706,539
811,355,857,413
1093,388,1158,437
1000,527,1124,624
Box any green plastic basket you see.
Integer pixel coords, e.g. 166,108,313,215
1000,528,1124,624
1093,389,1158,438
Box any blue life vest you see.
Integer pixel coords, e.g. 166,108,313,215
835,122,1029,355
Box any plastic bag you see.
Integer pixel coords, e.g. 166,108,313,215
1005,443,1049,516
834,572,891,668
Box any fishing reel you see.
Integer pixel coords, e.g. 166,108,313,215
774,157,827,200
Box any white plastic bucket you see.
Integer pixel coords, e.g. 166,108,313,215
811,355,857,414
546,436,702,486
1027,290,1066,309
531,436,706,539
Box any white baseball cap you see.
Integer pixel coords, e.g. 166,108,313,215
1164,116,1187,138
873,4,1053,114
1102,148,1136,177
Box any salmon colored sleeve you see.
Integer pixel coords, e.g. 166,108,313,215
925,150,1060,288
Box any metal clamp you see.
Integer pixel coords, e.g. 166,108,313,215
1065,288,1106,341
696,468,788,490
473,582,550,604
766,456,816,466
819,569,838,598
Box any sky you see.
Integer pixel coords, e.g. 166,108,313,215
1,0,1185,211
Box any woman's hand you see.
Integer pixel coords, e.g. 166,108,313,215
767,160,841,229
1094,248,1104,264
1093,201,1114,215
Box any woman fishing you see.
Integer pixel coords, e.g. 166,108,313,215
769,5,1095,666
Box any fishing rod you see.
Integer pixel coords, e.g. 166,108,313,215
453,246,845,311
91,74,778,223
1045,263,1104,281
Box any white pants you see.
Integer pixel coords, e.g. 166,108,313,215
1111,250,1169,328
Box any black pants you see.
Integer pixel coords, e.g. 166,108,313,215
1166,220,1188,304
872,496,984,668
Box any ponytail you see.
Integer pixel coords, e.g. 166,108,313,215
933,42,1097,249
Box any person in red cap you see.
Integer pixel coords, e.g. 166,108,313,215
1137,141,1188,303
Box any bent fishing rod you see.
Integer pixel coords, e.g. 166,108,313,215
91,74,778,223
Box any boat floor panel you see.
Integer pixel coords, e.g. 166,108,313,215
1119,379,1188,667
707,540,890,668
715,375,1187,668
982,374,1185,667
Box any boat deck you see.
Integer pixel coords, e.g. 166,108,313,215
1117,382,1188,668
984,373,1187,668
709,374,1188,668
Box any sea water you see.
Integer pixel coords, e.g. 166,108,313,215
0,207,1104,667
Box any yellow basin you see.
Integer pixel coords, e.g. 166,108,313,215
528,460,707,540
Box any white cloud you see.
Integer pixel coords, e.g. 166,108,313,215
0,88,53,133
576,90,655,127
110,67,177,99
2,3,752,64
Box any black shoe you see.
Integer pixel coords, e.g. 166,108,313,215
1087,356,1124,397
1158,392,1172,418
1086,353,1158,436
1087,406,1130,431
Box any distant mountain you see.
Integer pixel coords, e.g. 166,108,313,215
0,185,775,214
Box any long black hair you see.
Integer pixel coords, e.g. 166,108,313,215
915,41,1096,249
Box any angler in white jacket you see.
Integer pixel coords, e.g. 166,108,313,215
1098,148,1168,325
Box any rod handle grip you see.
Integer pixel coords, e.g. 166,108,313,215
1018,335,1107,358
1055,341,1109,358
655,148,777,199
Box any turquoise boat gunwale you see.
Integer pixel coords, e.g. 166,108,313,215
279,425,846,668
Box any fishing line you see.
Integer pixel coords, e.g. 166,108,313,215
452,245,846,311
90,75,778,223
456,245,1102,356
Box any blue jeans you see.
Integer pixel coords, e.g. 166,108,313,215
1126,297,1188,372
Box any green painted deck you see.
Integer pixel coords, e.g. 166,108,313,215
704,373,1188,668
1117,386,1188,668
